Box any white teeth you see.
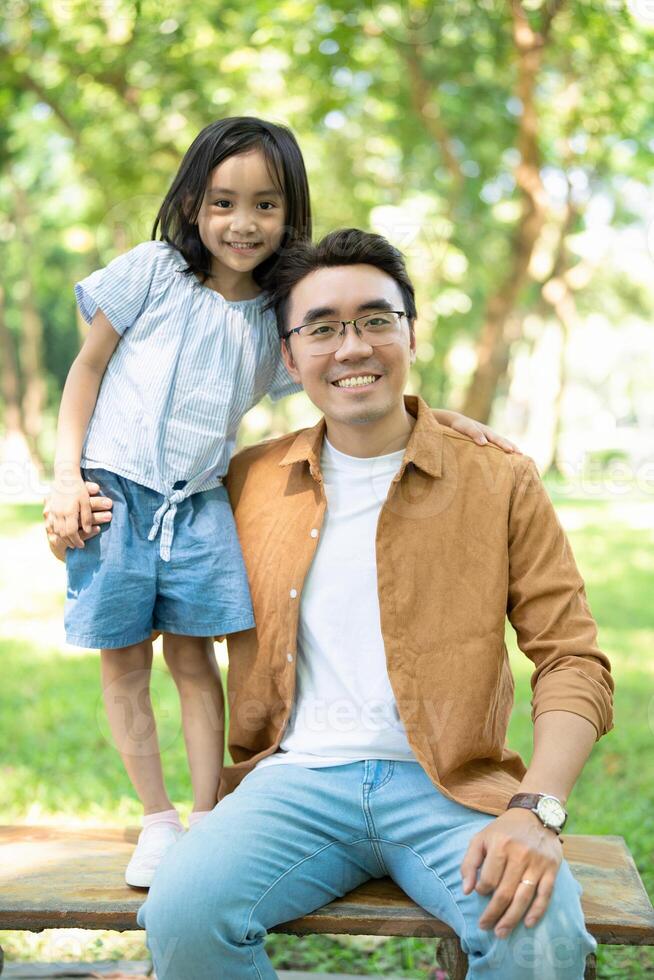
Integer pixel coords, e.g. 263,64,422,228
334,375,378,388
227,242,261,250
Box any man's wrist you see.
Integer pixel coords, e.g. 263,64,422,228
499,806,559,834
516,780,568,807
507,792,568,835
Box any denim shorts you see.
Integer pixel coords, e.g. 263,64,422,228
64,467,255,649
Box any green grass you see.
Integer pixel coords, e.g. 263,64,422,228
0,502,45,536
1,497,653,978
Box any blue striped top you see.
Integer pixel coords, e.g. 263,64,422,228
75,240,301,559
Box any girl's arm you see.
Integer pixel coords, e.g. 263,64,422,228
433,409,522,454
51,309,121,549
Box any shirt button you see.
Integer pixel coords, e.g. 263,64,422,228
287,653,294,663
289,588,298,599
310,528,318,538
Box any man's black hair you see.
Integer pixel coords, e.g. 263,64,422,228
264,228,418,338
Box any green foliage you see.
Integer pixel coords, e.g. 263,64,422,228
1,0,654,445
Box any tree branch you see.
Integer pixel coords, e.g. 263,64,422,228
401,45,464,193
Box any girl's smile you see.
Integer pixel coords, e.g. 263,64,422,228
223,240,264,253
195,149,286,295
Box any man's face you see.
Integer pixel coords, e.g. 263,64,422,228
282,264,415,428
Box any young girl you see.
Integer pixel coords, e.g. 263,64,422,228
48,116,517,888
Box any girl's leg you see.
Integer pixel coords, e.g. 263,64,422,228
162,633,225,813
101,639,174,815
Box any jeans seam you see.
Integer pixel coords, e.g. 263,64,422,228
361,778,388,877
248,945,264,980
372,760,395,791
372,837,469,948
239,836,374,946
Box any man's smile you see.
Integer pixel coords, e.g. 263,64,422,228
330,372,383,390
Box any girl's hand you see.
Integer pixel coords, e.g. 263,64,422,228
48,473,95,549
44,481,113,560
434,410,522,454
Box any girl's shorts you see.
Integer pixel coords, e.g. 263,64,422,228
64,468,255,649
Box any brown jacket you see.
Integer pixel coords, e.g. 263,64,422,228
218,395,614,815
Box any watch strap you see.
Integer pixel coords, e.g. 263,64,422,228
508,793,543,810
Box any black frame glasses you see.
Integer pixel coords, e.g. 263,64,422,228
283,310,408,356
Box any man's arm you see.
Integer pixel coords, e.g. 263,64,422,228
461,455,614,939
517,709,597,804
507,455,613,735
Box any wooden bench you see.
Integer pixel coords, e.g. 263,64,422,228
1,826,653,979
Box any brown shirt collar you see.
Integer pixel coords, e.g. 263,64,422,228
278,394,444,481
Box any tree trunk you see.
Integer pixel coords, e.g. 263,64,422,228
539,197,591,474
542,272,572,477
461,0,563,422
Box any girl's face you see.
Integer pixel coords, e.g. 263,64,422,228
195,149,286,277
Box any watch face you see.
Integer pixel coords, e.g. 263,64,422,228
537,796,566,827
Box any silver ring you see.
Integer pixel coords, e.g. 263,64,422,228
520,878,536,886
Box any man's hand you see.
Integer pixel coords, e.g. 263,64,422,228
44,481,113,561
460,808,562,938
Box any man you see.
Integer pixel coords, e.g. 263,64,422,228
48,229,612,978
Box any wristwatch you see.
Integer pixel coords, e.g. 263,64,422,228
507,793,568,834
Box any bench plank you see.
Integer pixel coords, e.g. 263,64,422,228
1,826,653,946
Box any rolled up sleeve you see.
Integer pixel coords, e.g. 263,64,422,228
507,455,614,739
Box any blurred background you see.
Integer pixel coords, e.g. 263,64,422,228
1,1,653,977
2,0,654,487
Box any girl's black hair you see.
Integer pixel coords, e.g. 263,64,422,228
152,116,312,290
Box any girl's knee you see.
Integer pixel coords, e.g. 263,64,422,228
163,634,215,677
101,641,152,672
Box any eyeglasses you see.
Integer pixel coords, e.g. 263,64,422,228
283,310,408,356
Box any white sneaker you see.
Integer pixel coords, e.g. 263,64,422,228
125,822,183,888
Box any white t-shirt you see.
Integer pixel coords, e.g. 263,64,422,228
255,437,417,771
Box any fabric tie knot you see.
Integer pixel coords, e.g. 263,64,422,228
148,488,187,561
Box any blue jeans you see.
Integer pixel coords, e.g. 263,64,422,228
137,760,596,979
